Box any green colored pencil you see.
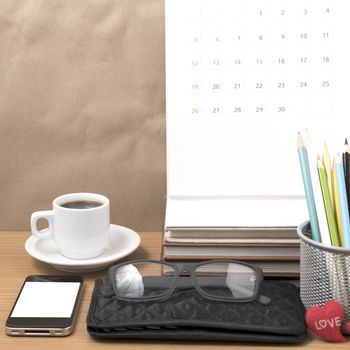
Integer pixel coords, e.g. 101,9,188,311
318,157,340,246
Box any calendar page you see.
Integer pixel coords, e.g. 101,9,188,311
165,0,350,227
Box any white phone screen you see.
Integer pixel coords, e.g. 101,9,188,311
11,282,81,318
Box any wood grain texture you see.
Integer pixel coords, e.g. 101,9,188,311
0,231,348,349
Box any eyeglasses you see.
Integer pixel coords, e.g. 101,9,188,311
108,259,271,305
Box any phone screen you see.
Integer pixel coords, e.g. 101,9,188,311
6,275,84,336
11,281,81,318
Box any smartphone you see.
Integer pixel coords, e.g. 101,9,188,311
5,275,84,336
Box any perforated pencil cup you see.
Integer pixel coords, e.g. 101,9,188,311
297,221,350,330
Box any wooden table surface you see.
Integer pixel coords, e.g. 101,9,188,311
0,231,347,349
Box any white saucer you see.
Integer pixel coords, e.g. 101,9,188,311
25,224,141,273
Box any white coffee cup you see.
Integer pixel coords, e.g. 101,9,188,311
30,193,110,259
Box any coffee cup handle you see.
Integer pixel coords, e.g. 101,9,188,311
31,210,54,240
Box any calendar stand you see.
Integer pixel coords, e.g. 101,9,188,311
165,0,347,232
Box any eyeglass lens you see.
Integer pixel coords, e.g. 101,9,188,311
194,262,257,300
115,262,176,299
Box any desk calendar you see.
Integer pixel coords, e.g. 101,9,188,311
165,0,350,228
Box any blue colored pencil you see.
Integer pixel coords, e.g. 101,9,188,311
335,154,350,248
297,133,321,242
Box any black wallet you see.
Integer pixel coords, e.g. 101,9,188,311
86,279,307,344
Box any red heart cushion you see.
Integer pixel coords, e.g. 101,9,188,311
306,300,345,342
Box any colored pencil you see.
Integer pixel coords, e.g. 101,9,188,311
335,154,350,248
343,139,350,215
323,142,333,204
303,130,330,244
297,133,321,242
318,157,340,246
332,157,344,246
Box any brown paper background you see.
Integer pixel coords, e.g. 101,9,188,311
0,0,166,231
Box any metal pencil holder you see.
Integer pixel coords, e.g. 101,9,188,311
297,221,350,327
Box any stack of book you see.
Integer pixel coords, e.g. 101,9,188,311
161,227,300,278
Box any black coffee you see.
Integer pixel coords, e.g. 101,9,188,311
61,200,103,209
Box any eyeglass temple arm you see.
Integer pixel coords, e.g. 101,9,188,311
142,276,271,305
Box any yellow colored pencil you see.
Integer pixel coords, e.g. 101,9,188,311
332,157,343,246
323,142,333,204
318,157,340,246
